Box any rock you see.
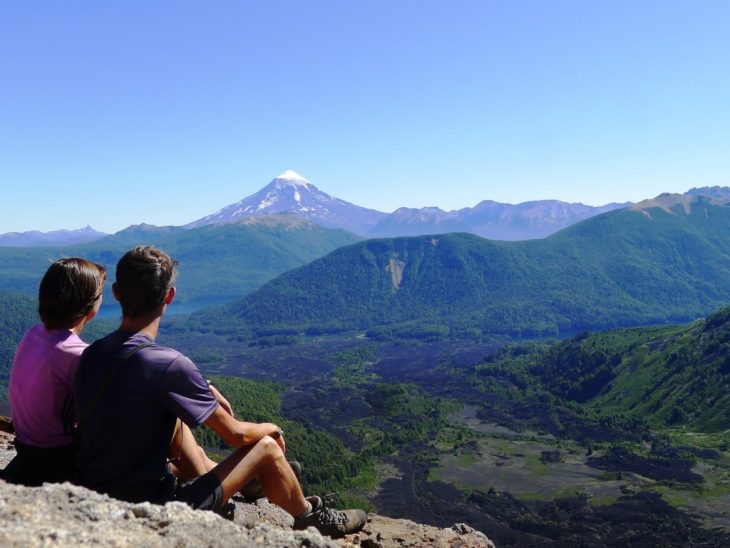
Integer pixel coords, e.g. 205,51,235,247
0,476,496,547
354,515,495,547
0,434,15,469
228,494,294,529
0,480,341,547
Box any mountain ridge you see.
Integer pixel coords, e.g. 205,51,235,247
202,194,730,339
185,170,637,240
6,174,730,244
367,198,629,240
0,226,107,247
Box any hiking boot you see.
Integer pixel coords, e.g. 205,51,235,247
293,495,367,538
214,501,236,521
240,460,302,502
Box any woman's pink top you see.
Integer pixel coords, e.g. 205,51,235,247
9,324,87,447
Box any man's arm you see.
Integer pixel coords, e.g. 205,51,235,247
203,405,285,451
208,383,233,416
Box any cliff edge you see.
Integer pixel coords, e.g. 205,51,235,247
0,428,494,547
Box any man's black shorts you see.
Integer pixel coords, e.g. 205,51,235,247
175,470,224,511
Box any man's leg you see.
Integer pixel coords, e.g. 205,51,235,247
175,434,367,538
211,435,309,517
168,419,217,480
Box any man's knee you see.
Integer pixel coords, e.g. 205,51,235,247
258,435,284,461
227,435,283,467
256,436,286,463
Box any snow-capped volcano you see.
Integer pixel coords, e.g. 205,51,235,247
186,171,386,234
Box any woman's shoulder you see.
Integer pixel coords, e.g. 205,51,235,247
56,330,89,356
16,324,75,354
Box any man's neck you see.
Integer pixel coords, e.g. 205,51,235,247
119,315,162,339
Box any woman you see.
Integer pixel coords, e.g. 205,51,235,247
7,257,106,485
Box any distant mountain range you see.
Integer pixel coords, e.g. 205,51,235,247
186,170,630,240
0,172,730,322
367,200,627,240
201,193,730,338
0,226,107,247
6,170,730,245
686,186,730,200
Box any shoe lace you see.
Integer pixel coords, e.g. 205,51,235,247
322,492,339,507
316,493,348,526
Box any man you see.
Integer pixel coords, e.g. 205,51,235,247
75,245,366,538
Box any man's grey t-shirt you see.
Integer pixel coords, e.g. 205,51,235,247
74,330,218,501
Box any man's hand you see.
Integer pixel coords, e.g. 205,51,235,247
204,408,285,452
270,425,286,454
254,423,285,452
209,383,233,416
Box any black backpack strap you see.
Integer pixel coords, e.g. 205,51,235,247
76,342,153,435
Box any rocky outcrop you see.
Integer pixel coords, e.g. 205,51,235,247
0,431,494,547
0,480,339,547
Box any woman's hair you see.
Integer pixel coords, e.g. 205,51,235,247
38,258,107,330
114,246,178,319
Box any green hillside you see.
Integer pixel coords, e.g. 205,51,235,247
0,292,38,405
591,307,730,432
0,216,360,310
204,195,730,339
472,304,730,433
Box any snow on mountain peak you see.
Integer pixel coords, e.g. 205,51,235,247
275,170,310,186
186,170,387,233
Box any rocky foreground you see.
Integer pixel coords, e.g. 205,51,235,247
0,429,494,547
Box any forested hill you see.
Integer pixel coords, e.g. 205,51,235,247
0,217,360,309
208,194,730,339
476,303,730,433
0,292,37,405
592,306,730,432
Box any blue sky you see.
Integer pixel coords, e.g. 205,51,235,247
1,1,729,233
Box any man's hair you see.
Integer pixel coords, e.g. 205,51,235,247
39,258,107,330
115,246,178,319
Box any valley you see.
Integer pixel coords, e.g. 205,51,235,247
163,322,730,546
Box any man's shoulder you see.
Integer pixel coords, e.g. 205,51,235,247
118,335,197,374
80,331,198,379
82,331,180,362
138,341,191,366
